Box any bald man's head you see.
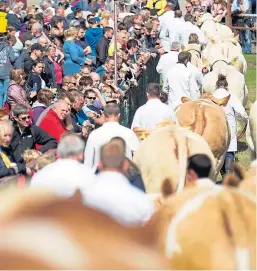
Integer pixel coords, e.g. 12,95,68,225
53,99,69,121
175,10,182,18
0,120,13,148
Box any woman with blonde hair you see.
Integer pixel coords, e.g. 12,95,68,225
63,27,87,76
100,10,110,27
7,69,31,113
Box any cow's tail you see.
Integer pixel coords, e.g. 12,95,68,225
194,104,205,136
219,191,251,270
175,131,189,193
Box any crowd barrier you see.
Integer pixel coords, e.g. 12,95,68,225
120,55,160,128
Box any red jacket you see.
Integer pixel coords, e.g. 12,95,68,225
39,108,68,142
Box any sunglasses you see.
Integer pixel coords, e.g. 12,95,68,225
87,97,96,100
20,116,31,121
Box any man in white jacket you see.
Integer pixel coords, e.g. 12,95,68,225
84,104,139,172
131,83,176,130
156,41,180,83
163,51,195,109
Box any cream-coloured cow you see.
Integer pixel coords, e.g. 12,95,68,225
202,61,248,106
246,101,257,159
133,124,215,194
183,43,203,69
175,96,230,179
202,38,247,75
148,184,256,270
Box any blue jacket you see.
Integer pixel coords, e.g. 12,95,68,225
0,150,16,178
0,42,17,80
6,13,22,31
95,65,106,80
85,27,103,56
63,40,86,76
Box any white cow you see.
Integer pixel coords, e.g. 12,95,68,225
246,101,257,159
202,61,248,106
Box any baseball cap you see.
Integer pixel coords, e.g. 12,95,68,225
31,43,44,51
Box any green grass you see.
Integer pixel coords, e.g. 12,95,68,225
236,54,256,169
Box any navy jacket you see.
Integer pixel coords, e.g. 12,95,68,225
0,153,16,178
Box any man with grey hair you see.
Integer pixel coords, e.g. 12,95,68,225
31,134,95,197
156,41,180,83
31,22,50,44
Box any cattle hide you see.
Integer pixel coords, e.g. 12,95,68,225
133,125,215,194
175,98,230,180
148,185,256,270
246,101,257,159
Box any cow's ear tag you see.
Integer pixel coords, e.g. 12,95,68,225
185,126,192,131
140,132,146,140
231,58,237,65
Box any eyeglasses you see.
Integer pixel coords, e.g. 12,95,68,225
134,28,141,31
87,97,96,100
20,116,31,121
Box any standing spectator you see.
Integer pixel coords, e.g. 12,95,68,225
27,61,47,93
131,83,176,130
6,4,22,31
50,16,64,37
156,41,179,83
31,134,95,197
0,33,17,107
96,26,113,68
185,1,193,14
9,104,57,166
83,140,154,226
23,43,43,75
95,57,115,80
84,104,139,172
51,7,69,29
7,69,30,113
75,25,92,56
31,22,50,44
211,0,227,22
32,89,53,124
0,1,7,33
66,7,83,25
63,27,87,76
42,46,57,88
39,99,69,142
0,120,19,178
145,0,167,16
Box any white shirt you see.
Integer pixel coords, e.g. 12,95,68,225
159,11,175,50
82,171,154,226
196,178,216,188
180,21,207,46
163,63,193,108
30,159,95,198
156,51,179,83
187,62,203,99
131,99,176,130
166,18,185,45
213,88,248,152
84,122,139,171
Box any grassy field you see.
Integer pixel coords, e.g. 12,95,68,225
236,54,256,169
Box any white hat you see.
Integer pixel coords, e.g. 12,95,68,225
213,88,230,100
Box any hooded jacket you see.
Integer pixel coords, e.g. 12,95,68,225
85,27,103,56
32,101,46,124
0,42,17,80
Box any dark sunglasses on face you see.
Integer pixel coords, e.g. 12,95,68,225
87,96,96,100
135,28,141,31
20,116,31,121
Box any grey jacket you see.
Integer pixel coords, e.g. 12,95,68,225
0,42,17,80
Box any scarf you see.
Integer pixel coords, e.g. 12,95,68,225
0,147,11,168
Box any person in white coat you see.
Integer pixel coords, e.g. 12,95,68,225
83,140,154,227
186,52,203,99
31,134,95,197
180,14,207,46
213,74,248,178
156,41,180,83
158,3,175,51
166,10,185,45
163,51,194,109
84,104,139,172
131,83,176,130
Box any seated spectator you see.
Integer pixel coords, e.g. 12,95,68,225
31,133,95,197
32,89,54,124
185,154,215,188
27,61,47,93
211,0,227,22
7,69,30,114
10,104,57,159
0,120,19,178
83,140,154,226
39,99,69,142
81,65,92,76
